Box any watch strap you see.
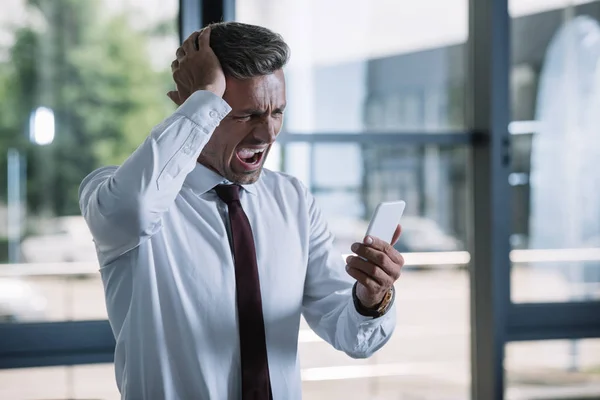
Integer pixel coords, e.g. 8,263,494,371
352,282,395,318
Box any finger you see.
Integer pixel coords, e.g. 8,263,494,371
345,264,380,293
170,59,179,73
391,224,402,246
349,245,399,280
176,46,186,60
397,253,405,270
183,30,201,53
362,234,398,264
197,26,211,49
346,255,393,287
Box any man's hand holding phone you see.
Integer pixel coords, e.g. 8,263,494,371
346,201,406,310
346,226,404,309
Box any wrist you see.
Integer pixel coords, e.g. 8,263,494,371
198,84,225,98
358,292,386,309
352,283,395,318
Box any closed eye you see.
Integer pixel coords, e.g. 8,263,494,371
233,108,284,120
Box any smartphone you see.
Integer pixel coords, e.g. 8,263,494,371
365,201,406,243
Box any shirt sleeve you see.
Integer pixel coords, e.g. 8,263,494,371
78,90,231,263
301,187,397,359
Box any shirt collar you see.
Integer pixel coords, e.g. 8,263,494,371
184,162,259,196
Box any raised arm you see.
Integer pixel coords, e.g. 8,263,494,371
79,28,227,261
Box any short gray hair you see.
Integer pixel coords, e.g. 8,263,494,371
208,22,290,80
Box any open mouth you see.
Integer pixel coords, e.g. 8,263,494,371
235,147,266,171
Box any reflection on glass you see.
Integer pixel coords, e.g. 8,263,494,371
0,0,179,322
506,340,600,398
510,1,600,302
237,0,467,133
286,144,469,257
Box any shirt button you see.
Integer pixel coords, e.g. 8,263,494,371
209,110,218,119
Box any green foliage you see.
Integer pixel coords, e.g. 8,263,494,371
0,0,175,216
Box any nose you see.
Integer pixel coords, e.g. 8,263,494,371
254,116,279,143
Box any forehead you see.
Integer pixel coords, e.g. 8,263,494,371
224,70,286,110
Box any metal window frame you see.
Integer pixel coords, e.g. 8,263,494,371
507,302,600,342
467,0,512,397
180,0,234,39
0,321,114,369
1,3,600,400
277,132,476,145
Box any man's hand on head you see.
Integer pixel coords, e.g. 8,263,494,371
345,224,404,309
167,27,227,106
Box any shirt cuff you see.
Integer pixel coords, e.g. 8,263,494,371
175,90,232,131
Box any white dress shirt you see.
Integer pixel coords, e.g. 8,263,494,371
79,90,396,400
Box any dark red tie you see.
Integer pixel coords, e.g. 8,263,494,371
215,184,272,400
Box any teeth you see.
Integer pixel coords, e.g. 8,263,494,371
238,148,265,158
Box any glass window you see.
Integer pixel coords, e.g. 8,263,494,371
236,0,468,133
0,364,119,399
274,144,469,257
509,0,600,302
506,339,600,398
0,0,179,322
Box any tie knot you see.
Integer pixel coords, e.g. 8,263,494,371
215,184,241,204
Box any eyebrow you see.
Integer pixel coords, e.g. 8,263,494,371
239,105,287,115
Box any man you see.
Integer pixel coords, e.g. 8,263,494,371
79,22,404,399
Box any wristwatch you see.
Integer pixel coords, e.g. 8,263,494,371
352,282,395,318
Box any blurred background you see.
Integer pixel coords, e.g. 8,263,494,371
0,0,599,399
